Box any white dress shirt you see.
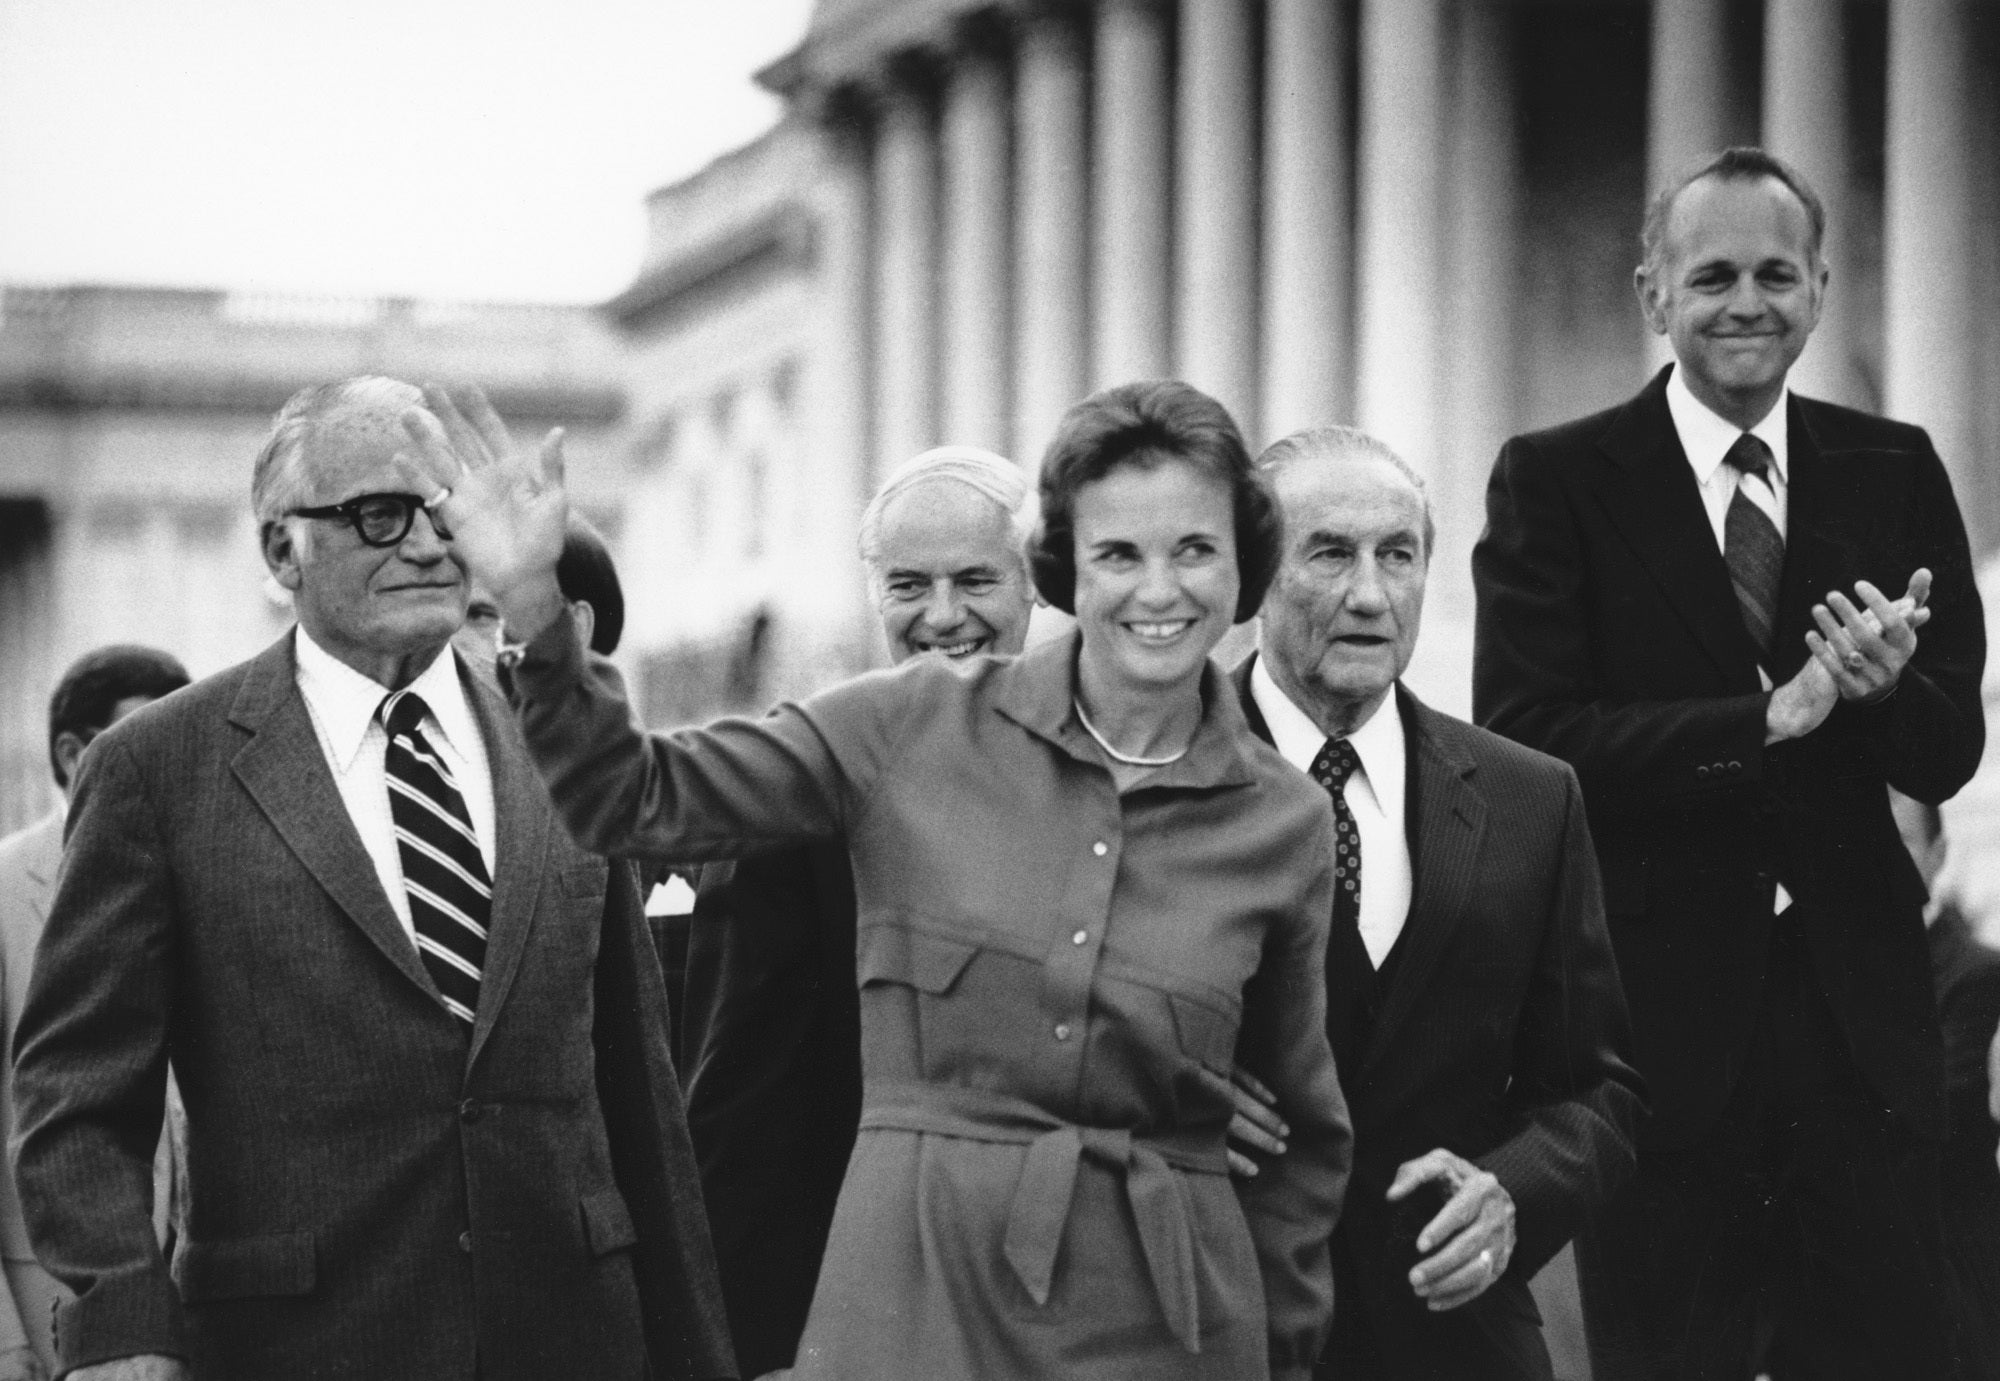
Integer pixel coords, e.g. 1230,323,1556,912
1667,362,1790,553
1251,655,1412,967
294,629,496,946
1665,365,1794,914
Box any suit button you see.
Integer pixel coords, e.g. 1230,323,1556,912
1696,766,1710,780
459,1099,483,1124
458,1231,473,1254
1727,760,1743,774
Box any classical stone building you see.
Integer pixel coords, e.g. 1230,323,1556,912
609,0,2000,728
0,285,627,832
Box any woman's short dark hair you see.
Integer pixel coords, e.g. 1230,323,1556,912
1030,380,1280,623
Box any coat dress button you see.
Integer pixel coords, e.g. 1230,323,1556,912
1054,1023,1072,1041
1092,841,1108,857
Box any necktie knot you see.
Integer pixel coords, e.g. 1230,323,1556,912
1308,737,1359,795
382,690,432,738
1724,432,1773,482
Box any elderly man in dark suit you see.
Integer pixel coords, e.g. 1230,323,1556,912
11,377,732,1381
674,444,1037,1378
1474,147,1986,1378
1241,425,1643,1379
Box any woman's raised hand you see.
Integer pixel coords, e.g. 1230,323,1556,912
399,384,571,638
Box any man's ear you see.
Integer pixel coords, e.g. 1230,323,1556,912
569,599,597,653
1633,266,1668,336
51,730,90,792
262,519,305,592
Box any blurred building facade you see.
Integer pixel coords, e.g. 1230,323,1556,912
610,0,2000,720
0,285,629,833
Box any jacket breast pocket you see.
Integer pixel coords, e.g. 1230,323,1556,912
856,923,983,1076
174,1231,316,1303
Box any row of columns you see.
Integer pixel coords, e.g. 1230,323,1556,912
815,0,1993,554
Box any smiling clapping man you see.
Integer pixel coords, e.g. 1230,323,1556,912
1235,426,1642,1379
1474,148,1987,1379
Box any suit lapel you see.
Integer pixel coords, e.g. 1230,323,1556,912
462,663,550,1071
1768,396,1844,684
1589,370,1763,685
229,634,437,999
22,811,63,930
1362,691,1486,1076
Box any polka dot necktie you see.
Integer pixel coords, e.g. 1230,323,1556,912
381,690,491,1029
1308,737,1363,958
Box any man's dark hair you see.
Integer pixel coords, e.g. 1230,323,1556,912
557,516,625,655
48,644,191,788
1640,146,1826,277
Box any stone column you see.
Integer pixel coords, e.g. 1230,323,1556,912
1173,0,1258,435
941,21,1012,454
1261,0,1350,441
1765,0,1860,406
872,54,941,480
1091,0,1172,386
1644,0,1732,370
1354,0,1445,473
807,97,877,677
1885,0,1987,548
1013,3,1090,467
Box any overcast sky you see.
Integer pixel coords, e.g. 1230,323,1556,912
0,0,815,303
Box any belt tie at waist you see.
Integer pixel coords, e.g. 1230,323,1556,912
860,1080,1226,1354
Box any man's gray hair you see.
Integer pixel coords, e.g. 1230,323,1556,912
251,376,425,525
1639,146,1826,281
1254,424,1437,557
856,445,1037,574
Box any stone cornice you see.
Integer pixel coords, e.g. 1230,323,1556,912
0,371,621,424
605,205,819,334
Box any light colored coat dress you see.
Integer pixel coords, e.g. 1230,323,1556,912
510,622,1354,1381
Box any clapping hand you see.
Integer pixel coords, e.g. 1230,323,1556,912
398,384,571,641
1806,569,1929,704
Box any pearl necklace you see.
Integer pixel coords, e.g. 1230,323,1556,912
1073,698,1190,767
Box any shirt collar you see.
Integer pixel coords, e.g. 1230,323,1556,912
1666,363,1790,487
294,628,475,773
1248,654,1406,822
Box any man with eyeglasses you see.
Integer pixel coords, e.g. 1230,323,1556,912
11,377,732,1381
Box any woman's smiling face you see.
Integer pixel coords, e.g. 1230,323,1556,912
1070,455,1239,699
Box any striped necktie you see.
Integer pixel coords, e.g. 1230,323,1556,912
382,690,490,1029
1722,433,1784,658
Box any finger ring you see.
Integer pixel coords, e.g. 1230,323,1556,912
1478,1248,1494,1274
425,487,452,511
1845,651,1865,671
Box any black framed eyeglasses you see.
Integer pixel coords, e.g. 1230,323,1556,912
288,492,450,547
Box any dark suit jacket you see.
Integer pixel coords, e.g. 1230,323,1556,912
677,845,860,1377
11,633,735,1381
1473,367,1987,1148
1233,663,1643,1368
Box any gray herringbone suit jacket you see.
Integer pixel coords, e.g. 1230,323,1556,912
10,633,734,1381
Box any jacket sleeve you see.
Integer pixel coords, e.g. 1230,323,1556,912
1233,819,1349,1381
507,610,889,863
1472,433,1771,817
1473,765,1645,1276
1845,433,1986,805
11,737,189,1371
